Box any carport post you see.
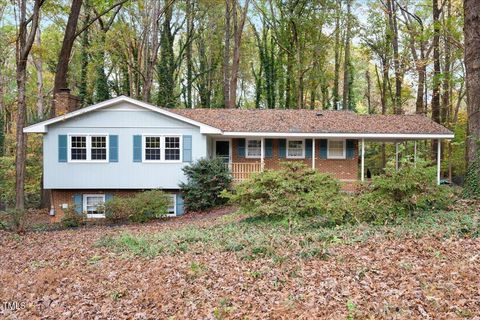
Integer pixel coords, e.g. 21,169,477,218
261,137,265,171
414,141,417,167
437,139,441,185
312,138,315,169
361,138,365,182
395,142,399,171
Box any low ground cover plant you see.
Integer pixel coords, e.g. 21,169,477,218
104,190,171,223
181,157,232,212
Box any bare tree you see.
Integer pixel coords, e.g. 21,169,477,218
229,0,250,108
15,0,44,209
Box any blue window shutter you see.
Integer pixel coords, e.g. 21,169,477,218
109,135,118,162
105,194,113,203
319,139,328,159
58,135,68,162
183,135,192,163
265,139,273,158
73,194,83,214
305,139,313,159
176,194,184,216
133,135,142,162
237,139,245,157
278,139,286,158
346,140,355,159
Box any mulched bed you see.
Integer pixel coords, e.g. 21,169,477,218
0,206,479,319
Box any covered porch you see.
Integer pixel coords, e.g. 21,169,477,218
210,134,451,186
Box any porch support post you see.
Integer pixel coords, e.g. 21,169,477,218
395,142,399,171
261,137,265,172
437,139,441,185
414,141,417,167
312,138,315,169
361,138,365,182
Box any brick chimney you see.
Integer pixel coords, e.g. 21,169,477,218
54,88,81,116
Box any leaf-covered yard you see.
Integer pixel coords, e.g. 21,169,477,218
1,205,479,319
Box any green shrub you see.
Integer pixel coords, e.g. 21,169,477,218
464,142,480,199
180,158,232,212
223,162,341,229
61,207,85,228
353,162,456,223
104,190,171,223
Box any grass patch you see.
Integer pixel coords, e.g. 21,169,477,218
96,209,479,259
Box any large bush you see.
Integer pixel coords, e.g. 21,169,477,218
223,162,341,229
104,190,171,223
352,162,456,224
180,158,232,212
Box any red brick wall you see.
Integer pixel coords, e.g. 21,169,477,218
231,138,358,187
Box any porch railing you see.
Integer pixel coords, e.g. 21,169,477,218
229,162,263,182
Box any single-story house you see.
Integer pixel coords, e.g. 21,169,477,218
24,95,454,221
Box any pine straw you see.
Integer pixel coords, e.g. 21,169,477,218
0,206,479,319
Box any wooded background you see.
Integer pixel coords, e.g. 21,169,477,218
0,0,479,209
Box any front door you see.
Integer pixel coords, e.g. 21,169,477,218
215,140,230,163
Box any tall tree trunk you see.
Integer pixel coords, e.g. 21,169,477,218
51,0,83,117
431,0,441,124
229,0,250,109
186,0,194,108
157,4,175,107
78,2,90,106
464,0,480,167
365,69,371,114
333,0,341,110
33,26,44,118
441,0,452,125
387,0,402,114
143,1,162,102
16,0,43,209
223,0,231,108
342,0,352,110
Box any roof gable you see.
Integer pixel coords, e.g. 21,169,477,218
23,96,222,134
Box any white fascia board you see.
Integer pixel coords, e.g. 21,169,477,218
23,96,222,134
221,132,455,140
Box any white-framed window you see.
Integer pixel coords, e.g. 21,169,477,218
246,139,262,158
143,135,182,162
83,194,105,218
287,139,305,158
167,194,176,217
145,136,161,160
327,139,346,159
69,134,108,162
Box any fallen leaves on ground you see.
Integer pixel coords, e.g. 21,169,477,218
0,206,479,319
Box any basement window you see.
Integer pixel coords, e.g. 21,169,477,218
83,194,105,218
